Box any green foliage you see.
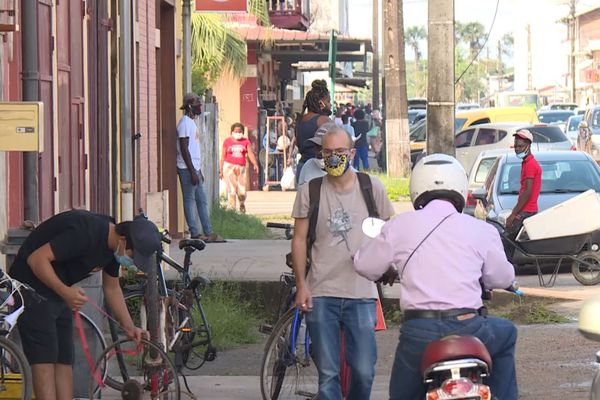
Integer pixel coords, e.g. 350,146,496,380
210,204,273,239
371,173,411,201
495,302,569,324
191,64,211,97
199,280,262,350
190,0,269,88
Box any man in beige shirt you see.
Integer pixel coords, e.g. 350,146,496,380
291,125,394,399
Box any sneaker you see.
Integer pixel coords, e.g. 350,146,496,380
202,233,226,243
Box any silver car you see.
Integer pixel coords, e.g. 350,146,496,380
565,114,584,145
455,122,574,174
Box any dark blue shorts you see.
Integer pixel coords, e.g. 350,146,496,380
17,299,73,365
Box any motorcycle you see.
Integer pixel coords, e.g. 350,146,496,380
362,217,521,400
578,296,600,399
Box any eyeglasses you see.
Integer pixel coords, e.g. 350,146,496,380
321,148,352,157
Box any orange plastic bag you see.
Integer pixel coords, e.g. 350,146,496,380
375,298,386,331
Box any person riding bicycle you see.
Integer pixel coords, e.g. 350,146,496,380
9,210,156,400
291,125,395,399
353,154,518,400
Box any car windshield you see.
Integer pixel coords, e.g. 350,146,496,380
498,159,600,195
410,120,426,141
567,115,583,131
538,111,574,124
454,118,467,132
528,126,569,143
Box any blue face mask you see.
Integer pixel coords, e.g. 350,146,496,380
516,151,527,160
114,243,134,267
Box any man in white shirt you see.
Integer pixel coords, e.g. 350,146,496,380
176,92,222,242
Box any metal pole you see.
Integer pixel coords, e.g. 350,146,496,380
570,0,577,103
383,0,410,177
120,0,133,220
183,0,192,93
21,0,40,223
426,0,455,156
328,30,337,111
372,0,380,110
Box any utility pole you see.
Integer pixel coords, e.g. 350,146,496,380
183,0,192,93
497,39,502,92
527,24,532,90
383,0,410,177
427,0,455,156
372,0,380,110
569,0,577,103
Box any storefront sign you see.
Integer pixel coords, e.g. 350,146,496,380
195,0,248,12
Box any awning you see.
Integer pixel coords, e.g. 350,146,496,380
227,23,372,63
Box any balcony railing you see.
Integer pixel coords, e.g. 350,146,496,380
268,0,310,30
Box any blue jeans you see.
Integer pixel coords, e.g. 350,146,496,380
389,315,518,400
305,297,377,400
353,145,369,170
177,168,212,237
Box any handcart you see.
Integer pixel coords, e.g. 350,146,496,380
505,189,600,287
504,231,600,287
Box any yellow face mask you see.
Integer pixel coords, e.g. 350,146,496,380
323,153,350,177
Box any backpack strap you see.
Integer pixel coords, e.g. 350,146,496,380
307,176,323,252
356,172,379,218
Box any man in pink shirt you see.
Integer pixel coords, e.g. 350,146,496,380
354,154,518,400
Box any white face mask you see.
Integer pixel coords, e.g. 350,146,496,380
232,132,243,140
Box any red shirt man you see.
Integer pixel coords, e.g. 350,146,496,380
505,129,542,245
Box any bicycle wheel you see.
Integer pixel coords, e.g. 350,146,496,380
260,308,318,400
0,336,32,400
179,289,216,370
73,312,107,398
89,338,180,400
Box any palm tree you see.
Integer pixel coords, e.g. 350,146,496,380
456,21,486,58
190,0,269,86
405,26,426,66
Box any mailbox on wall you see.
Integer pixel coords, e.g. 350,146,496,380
0,102,44,152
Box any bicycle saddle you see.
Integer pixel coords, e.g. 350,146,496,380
188,275,211,290
179,239,206,251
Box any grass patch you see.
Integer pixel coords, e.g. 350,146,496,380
210,204,273,239
371,173,411,202
491,298,570,324
201,280,262,350
382,296,570,326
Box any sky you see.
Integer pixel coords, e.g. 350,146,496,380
348,0,599,58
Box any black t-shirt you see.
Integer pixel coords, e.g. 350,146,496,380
352,119,370,147
9,210,119,300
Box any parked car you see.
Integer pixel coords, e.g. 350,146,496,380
408,109,426,126
537,110,575,133
455,107,539,132
454,122,574,174
456,103,481,111
464,148,512,215
408,98,427,110
472,151,600,270
539,103,579,111
565,114,584,145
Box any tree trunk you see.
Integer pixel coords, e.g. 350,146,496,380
384,0,410,177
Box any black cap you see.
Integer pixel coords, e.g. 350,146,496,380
129,216,162,272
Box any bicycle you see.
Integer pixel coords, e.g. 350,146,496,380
0,268,107,400
96,228,216,398
260,222,355,400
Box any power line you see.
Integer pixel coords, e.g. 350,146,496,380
455,0,501,85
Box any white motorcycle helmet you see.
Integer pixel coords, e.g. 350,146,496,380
579,295,600,342
410,153,468,212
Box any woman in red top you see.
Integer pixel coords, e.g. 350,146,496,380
219,123,259,213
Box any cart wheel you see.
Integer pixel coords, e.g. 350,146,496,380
572,251,600,286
